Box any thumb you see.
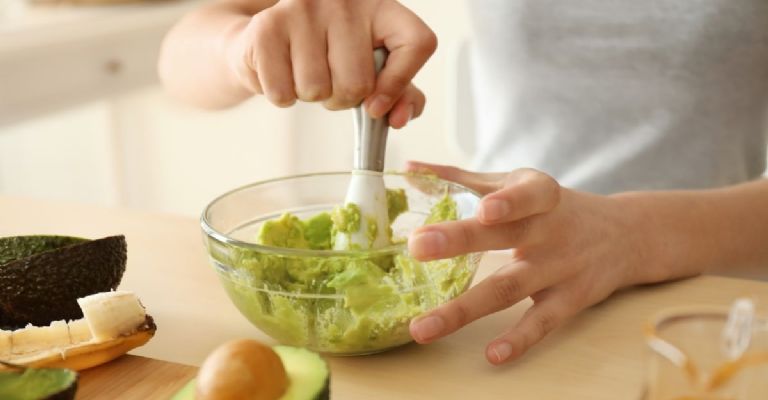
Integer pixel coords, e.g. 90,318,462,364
365,1,437,118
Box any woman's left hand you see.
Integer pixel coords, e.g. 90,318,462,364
406,161,696,365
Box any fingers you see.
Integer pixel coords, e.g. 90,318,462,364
288,7,331,102
323,6,375,110
405,161,505,195
365,1,437,118
485,289,576,365
248,10,296,107
229,0,434,121
410,261,550,344
477,169,561,225
388,84,425,129
404,163,562,226
408,217,537,261
406,169,558,260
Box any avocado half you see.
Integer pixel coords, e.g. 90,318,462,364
0,235,127,330
172,346,330,400
0,362,78,400
273,346,330,400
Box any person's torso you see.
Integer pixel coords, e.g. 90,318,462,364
469,0,768,193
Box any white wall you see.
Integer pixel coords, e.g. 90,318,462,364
0,0,472,217
0,102,118,206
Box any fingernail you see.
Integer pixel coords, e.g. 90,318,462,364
490,341,513,363
411,230,447,257
406,103,415,123
481,199,508,222
368,94,392,117
412,316,445,342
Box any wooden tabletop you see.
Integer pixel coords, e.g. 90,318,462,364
77,355,197,399
2,195,767,400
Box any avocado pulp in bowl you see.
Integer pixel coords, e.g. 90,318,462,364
201,172,482,355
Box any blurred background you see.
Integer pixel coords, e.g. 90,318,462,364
0,0,473,217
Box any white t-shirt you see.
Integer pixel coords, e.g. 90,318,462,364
469,0,768,194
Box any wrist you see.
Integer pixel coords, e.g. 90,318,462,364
608,191,710,285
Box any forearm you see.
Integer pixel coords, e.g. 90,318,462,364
158,0,275,109
615,178,768,283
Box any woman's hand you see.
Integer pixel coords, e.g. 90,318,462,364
405,161,700,365
223,0,436,128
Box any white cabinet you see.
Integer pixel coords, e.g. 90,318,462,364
0,0,472,217
0,0,205,126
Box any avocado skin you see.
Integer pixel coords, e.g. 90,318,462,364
46,379,77,400
0,236,88,267
315,378,330,400
0,235,127,330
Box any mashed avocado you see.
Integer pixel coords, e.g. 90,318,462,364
330,203,361,235
216,189,474,354
425,193,458,224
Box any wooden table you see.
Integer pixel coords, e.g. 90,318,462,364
2,196,767,399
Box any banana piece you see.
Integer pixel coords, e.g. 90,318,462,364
9,319,155,371
10,325,41,355
0,330,10,358
67,319,92,345
10,320,70,355
78,291,146,341
48,321,70,347
0,291,155,371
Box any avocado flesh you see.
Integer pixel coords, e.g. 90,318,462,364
0,366,77,400
220,193,469,354
169,379,195,400
274,346,329,400
0,235,127,330
173,346,329,400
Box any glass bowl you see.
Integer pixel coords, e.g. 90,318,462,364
200,172,483,355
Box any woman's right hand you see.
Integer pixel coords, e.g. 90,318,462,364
223,0,436,128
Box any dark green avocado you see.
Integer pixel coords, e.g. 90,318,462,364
171,345,330,400
0,362,78,400
0,236,87,267
0,235,127,330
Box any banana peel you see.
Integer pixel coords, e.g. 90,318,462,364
0,291,156,372
2,316,156,371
